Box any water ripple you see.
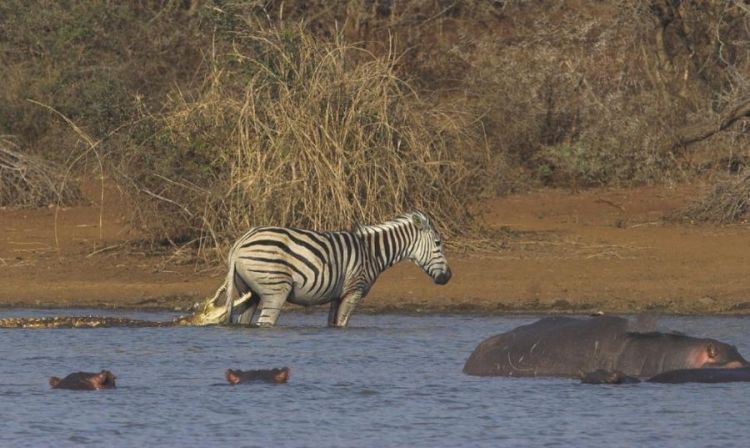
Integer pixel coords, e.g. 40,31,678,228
0,311,748,447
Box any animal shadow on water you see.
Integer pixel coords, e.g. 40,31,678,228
49,370,116,390
226,367,290,385
581,369,641,385
582,367,750,385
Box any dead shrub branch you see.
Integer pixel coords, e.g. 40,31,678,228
0,136,83,208
678,170,750,223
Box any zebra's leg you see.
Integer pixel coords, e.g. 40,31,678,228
333,290,364,328
327,300,340,327
254,285,292,327
232,292,259,325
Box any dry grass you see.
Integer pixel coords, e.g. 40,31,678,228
119,24,482,256
678,171,750,223
2,1,750,257
0,136,83,208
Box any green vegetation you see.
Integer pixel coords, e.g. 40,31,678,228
1,1,748,250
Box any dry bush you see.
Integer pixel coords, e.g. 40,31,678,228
239,1,685,190
3,0,749,246
0,137,83,207
678,170,750,223
190,1,523,195
291,0,748,190
456,2,695,189
646,0,750,166
0,0,207,161
119,24,480,255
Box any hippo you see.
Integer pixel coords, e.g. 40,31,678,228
463,316,748,378
581,369,640,384
646,367,750,384
49,370,116,390
581,367,750,385
226,368,290,384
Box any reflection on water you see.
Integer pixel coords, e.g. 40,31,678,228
1,310,749,447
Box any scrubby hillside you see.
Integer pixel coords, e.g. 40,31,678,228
1,1,748,254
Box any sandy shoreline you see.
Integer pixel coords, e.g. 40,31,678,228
2,185,749,316
1,298,749,317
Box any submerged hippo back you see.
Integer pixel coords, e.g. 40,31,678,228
463,316,631,377
647,367,750,383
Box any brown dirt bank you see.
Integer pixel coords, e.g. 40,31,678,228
1,184,749,315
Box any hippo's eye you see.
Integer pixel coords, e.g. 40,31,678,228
707,343,718,359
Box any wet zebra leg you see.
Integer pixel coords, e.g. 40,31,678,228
334,290,364,328
327,300,341,327
231,292,259,325
255,285,292,327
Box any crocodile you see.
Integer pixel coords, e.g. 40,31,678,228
0,295,229,329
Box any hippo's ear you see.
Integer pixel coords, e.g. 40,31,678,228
707,343,718,359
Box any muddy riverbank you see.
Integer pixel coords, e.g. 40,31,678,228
1,185,749,315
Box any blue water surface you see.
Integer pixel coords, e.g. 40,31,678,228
0,310,748,448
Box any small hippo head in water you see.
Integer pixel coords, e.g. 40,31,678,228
226,368,290,385
49,370,116,390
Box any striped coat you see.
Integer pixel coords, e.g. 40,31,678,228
211,211,451,327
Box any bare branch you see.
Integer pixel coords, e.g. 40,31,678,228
671,97,750,151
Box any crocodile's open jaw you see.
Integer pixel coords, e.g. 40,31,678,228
176,294,255,326
174,298,227,326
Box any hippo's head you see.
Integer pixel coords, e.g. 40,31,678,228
91,370,117,389
226,367,290,384
49,370,116,390
692,340,749,369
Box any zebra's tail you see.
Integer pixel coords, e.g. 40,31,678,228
203,249,237,325
223,259,237,324
214,227,260,325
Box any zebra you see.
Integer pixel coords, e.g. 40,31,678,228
208,211,452,327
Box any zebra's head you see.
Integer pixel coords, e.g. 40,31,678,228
407,211,452,285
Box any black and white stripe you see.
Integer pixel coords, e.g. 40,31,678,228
210,211,451,327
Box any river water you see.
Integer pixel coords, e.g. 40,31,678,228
0,310,748,447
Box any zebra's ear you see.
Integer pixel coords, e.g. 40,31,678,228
412,212,429,230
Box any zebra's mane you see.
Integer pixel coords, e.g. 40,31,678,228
353,212,420,236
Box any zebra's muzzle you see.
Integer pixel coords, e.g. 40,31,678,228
434,268,452,285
